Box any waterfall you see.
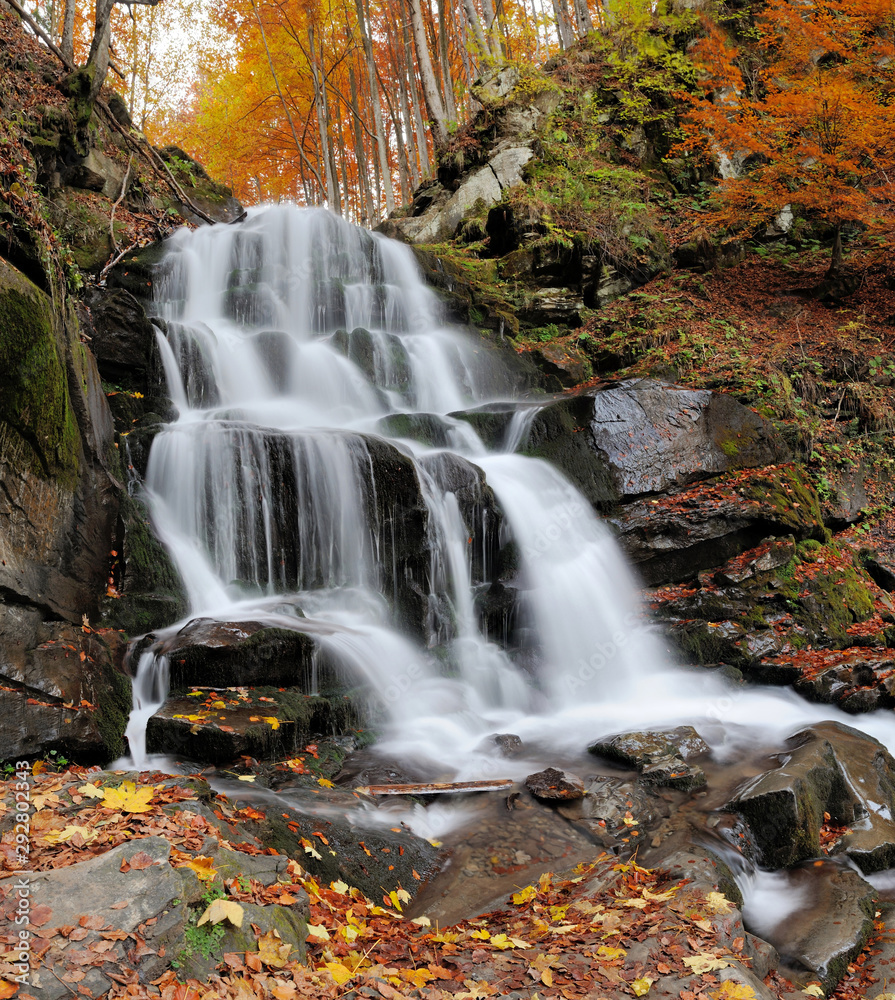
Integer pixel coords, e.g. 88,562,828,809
127,205,895,777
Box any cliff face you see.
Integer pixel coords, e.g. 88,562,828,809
0,8,240,760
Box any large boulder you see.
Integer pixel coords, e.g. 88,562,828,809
728,721,895,872
589,726,710,791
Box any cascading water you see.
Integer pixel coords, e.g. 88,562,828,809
126,203,895,792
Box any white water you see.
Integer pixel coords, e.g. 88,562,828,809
124,204,895,795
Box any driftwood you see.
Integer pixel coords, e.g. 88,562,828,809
355,778,515,797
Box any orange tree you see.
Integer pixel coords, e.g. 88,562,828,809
676,0,895,279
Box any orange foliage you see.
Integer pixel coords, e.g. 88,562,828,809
677,0,895,270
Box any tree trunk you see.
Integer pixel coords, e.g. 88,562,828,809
437,0,457,125
400,0,431,177
552,0,575,48
408,0,449,146
348,64,374,224
86,0,162,103
355,0,394,216
308,26,339,211
461,0,493,61
573,0,593,34
827,223,843,277
61,0,75,63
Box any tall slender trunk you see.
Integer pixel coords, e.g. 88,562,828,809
408,0,449,146
355,0,394,216
551,0,575,48
461,0,492,61
348,63,374,224
573,0,593,34
400,0,431,177
308,26,339,210
61,0,75,62
437,0,457,124
828,223,843,277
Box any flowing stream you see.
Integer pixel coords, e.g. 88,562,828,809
124,205,895,931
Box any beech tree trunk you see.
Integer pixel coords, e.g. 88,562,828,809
86,0,161,102
461,0,493,61
408,0,449,146
437,0,457,125
551,0,575,48
400,0,431,177
355,0,394,216
61,0,75,63
573,0,593,34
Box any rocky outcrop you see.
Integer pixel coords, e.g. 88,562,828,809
589,726,710,790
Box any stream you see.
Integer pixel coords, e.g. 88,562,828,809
120,205,895,970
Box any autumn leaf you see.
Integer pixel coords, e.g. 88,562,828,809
411,915,431,927
101,781,155,813
258,929,292,967
595,945,626,961
801,987,825,998
317,777,334,788
128,851,158,870
490,933,531,950
330,879,349,894
400,968,435,988
306,924,331,941
324,962,354,985
683,953,730,974
77,783,105,799
42,825,98,846
197,899,244,928
262,716,280,729
512,884,538,905
0,983,18,999
709,982,759,999
705,891,734,914
179,855,218,881
632,976,654,996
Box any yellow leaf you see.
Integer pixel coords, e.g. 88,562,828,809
541,969,553,987
262,716,280,730
512,885,538,905
43,824,97,845
683,953,730,975
237,775,256,782
709,982,759,999
705,891,734,914
400,968,435,988
301,837,322,860
317,777,334,788
470,929,490,940
197,899,244,928
101,781,155,813
622,898,650,909
306,924,331,941
802,988,826,998
693,918,714,932
388,890,404,912
632,977,654,996
258,929,292,968
210,700,227,709
431,930,460,943
77,783,104,799
331,879,349,894
180,856,218,882
491,933,530,950
411,915,432,927
642,888,677,902
325,962,354,986
396,888,411,904
596,945,626,961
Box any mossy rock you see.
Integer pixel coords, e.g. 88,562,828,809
0,258,80,490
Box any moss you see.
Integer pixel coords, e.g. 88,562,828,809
0,260,80,490
740,465,827,542
95,666,132,759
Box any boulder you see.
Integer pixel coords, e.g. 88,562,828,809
158,146,245,225
527,336,591,388
589,726,709,790
524,766,586,800
728,721,895,872
85,286,157,392
0,603,131,760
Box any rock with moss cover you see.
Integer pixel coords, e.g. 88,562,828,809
589,726,709,791
158,145,244,224
0,257,118,622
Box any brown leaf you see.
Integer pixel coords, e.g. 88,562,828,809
109,901,129,910
29,904,54,927
127,851,158,871
78,915,107,930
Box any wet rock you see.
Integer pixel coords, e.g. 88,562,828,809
65,147,127,198
753,859,876,993
482,733,524,757
589,726,710,791
527,336,590,388
728,721,895,872
85,286,157,392
615,465,826,585
147,685,362,765
158,146,244,225
244,793,441,903
0,603,131,759
137,618,323,691
562,775,665,850
524,766,586,800
862,545,895,591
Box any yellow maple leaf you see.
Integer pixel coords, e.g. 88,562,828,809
709,981,759,999
512,884,538,905
331,879,349,894
258,929,292,967
324,962,354,985
306,924,331,941
101,781,155,813
210,700,227,709
470,929,490,940
76,783,105,799
197,899,244,928
262,716,280,729
801,987,826,998
317,777,334,788
411,915,432,927
632,976,654,996
596,945,626,961
180,855,218,882
683,953,730,975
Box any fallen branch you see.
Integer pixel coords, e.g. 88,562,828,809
355,778,515,797
109,153,133,252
